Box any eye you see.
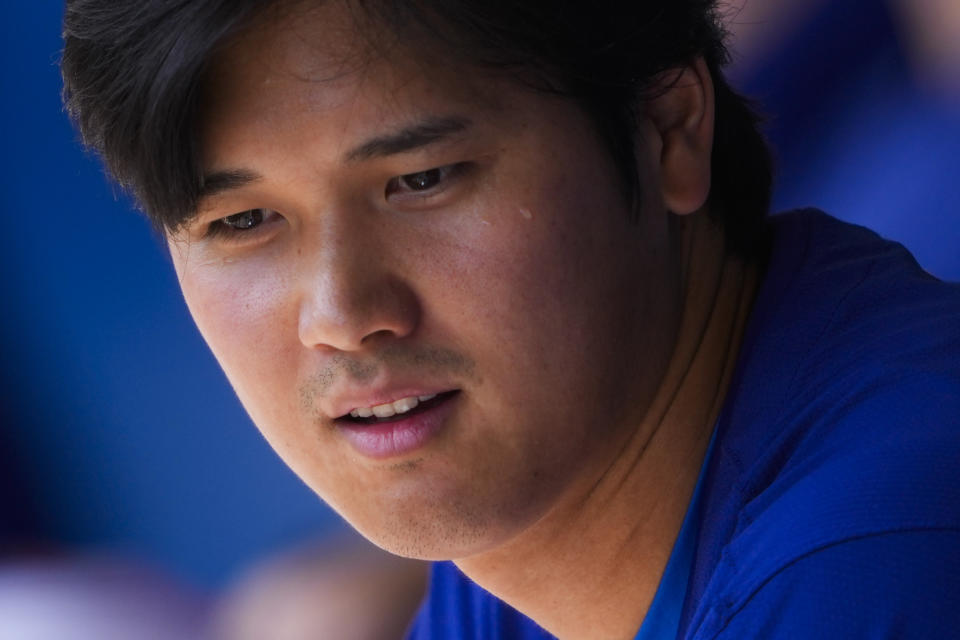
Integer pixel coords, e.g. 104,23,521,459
398,168,443,191
205,208,280,240
224,209,265,230
385,164,467,199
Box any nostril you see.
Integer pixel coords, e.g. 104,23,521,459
297,276,421,352
360,328,404,346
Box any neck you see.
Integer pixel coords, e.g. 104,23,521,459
454,213,761,639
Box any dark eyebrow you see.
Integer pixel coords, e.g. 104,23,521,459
198,168,262,200
196,116,471,200
345,116,472,162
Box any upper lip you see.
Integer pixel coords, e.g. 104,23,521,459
328,386,455,420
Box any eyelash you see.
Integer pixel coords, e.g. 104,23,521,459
203,162,470,241
385,163,469,199
204,208,278,241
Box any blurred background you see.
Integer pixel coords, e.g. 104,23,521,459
2,0,958,637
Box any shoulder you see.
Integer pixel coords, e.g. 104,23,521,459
717,210,960,524
768,209,958,361
713,528,960,639
749,211,960,496
683,210,960,638
689,404,960,637
406,562,554,640
743,210,960,388
709,414,960,601
718,210,960,466
719,210,960,490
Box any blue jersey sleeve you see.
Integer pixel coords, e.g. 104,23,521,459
714,529,960,639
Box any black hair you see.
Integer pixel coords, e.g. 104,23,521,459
62,0,773,255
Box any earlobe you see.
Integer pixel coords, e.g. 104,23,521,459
642,58,715,216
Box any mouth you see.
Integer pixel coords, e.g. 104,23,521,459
335,390,460,426
333,390,461,459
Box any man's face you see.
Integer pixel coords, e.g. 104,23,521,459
170,3,680,559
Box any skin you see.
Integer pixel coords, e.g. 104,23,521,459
169,3,760,637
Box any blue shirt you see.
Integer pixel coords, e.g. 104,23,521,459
407,210,960,639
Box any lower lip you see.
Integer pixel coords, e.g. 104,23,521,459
336,393,458,459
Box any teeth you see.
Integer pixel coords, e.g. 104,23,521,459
349,394,435,419
393,396,418,413
372,403,397,418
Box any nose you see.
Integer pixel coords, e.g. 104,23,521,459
297,228,420,353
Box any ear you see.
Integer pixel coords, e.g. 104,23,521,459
640,58,714,216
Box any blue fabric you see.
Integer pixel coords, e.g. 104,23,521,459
407,210,960,639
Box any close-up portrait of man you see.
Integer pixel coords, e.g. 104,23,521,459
48,0,960,638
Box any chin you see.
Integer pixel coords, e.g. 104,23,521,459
340,492,527,562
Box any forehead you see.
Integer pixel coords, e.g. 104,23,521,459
200,2,502,153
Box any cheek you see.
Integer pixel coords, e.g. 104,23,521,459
444,162,636,327
429,194,640,413
177,257,301,423
183,265,286,349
